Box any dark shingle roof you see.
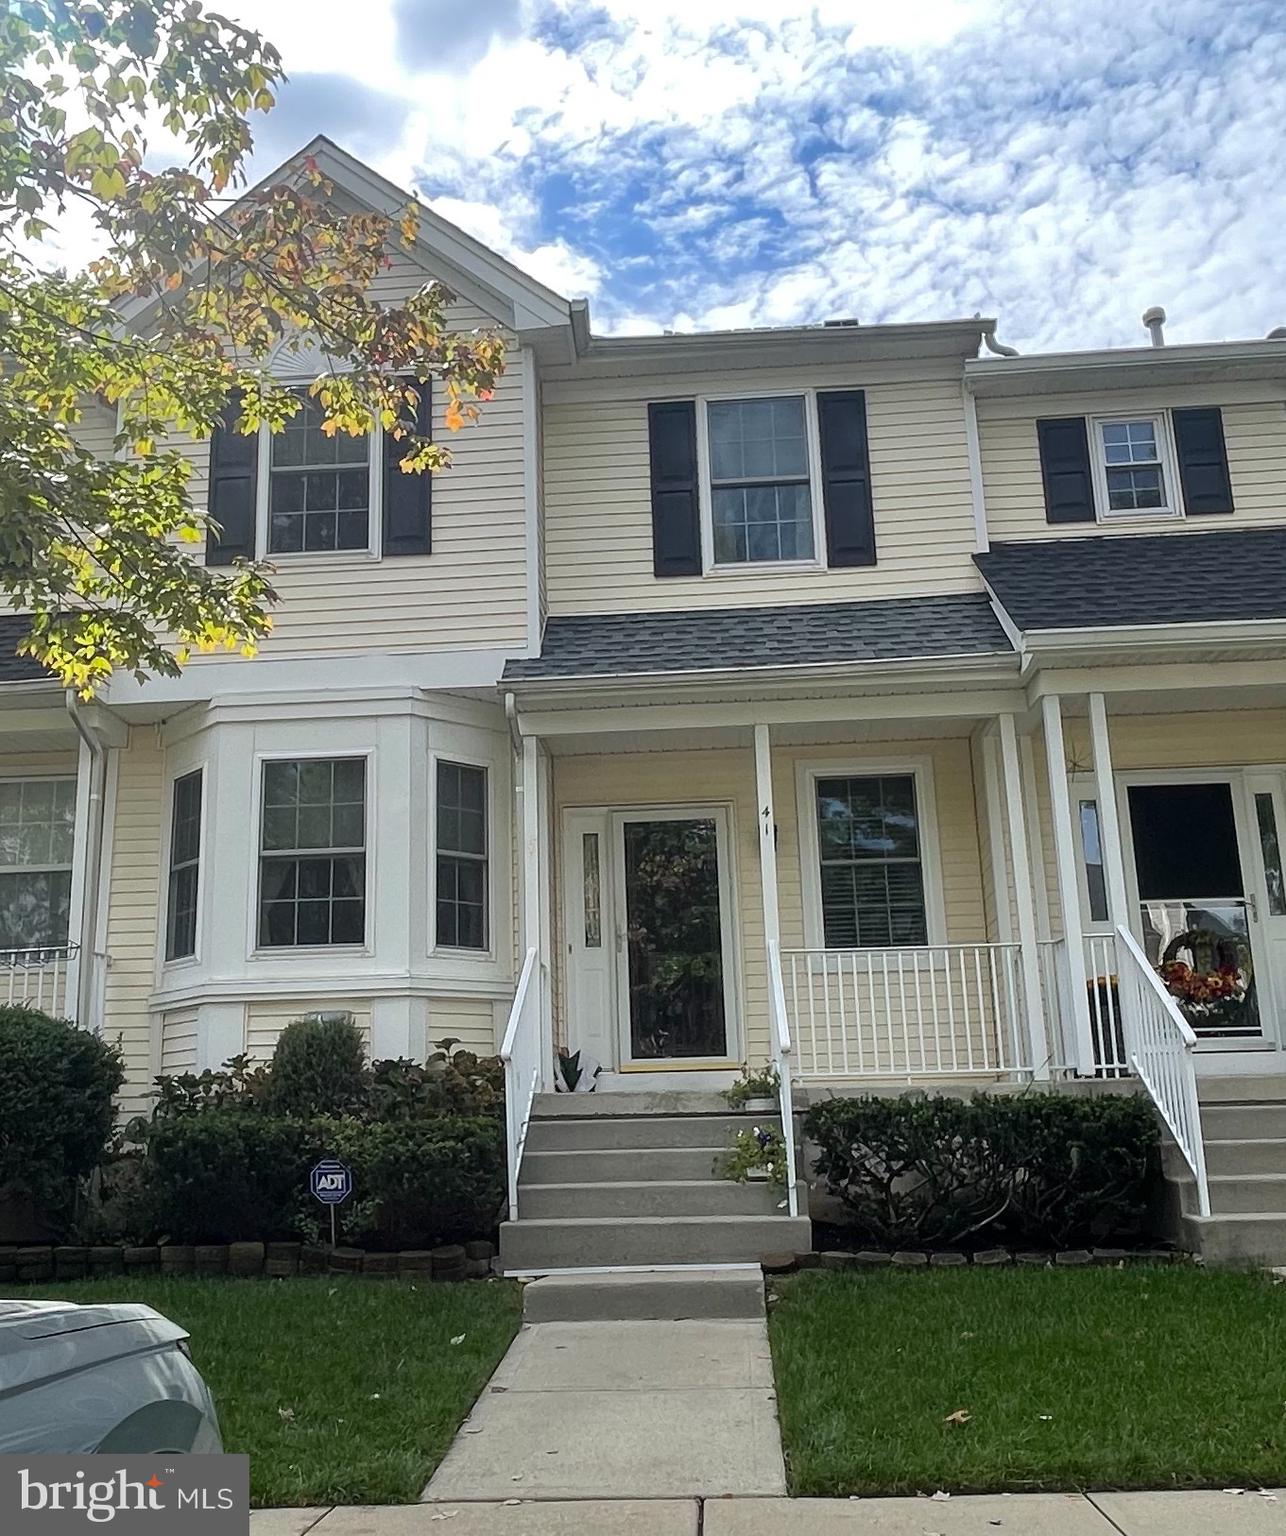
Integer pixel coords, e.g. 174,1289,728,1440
503,593,1012,682
974,527,1286,632
0,615,44,685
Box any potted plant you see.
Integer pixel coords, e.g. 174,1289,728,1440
722,1063,780,1113
720,1125,788,1186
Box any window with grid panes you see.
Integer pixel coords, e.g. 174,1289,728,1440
435,761,488,950
0,778,75,950
707,395,815,563
268,392,371,553
165,769,203,960
258,758,366,947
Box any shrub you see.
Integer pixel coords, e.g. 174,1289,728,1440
139,1111,324,1243
321,1116,505,1250
804,1092,1160,1249
0,1006,124,1224
260,1013,368,1118
366,1048,505,1122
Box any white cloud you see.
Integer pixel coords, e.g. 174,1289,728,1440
25,0,1286,351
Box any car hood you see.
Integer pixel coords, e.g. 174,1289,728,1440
0,1301,190,1388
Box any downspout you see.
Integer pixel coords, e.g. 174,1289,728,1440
65,691,108,1030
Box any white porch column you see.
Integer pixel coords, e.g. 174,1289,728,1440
1042,693,1094,1075
1087,692,1131,928
520,734,551,1087
997,714,1050,1079
979,731,1014,944
753,723,780,950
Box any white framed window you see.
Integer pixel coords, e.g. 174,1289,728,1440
256,389,381,559
796,758,946,949
257,756,367,949
1091,414,1179,520
698,391,825,570
165,768,204,962
434,759,489,952
0,777,75,951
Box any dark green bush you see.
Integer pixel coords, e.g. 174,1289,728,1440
139,1111,324,1243
137,1109,504,1247
0,1006,124,1224
804,1092,1160,1249
260,1013,368,1118
321,1116,505,1250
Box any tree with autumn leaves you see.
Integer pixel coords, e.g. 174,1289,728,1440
0,1,506,692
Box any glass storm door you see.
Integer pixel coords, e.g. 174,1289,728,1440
614,809,736,1065
1125,780,1264,1041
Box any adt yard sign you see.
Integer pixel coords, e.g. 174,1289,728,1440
310,1159,352,1206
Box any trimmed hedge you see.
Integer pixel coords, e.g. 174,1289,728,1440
259,1013,368,1118
0,1006,124,1224
139,1110,503,1249
804,1092,1160,1249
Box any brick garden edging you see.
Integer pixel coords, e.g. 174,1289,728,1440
0,1239,497,1283
760,1246,1192,1274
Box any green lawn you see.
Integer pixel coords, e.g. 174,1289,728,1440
11,1276,521,1506
768,1266,1286,1497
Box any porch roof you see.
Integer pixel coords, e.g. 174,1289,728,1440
503,592,1013,682
975,527,1286,633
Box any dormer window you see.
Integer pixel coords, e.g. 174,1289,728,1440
1092,415,1178,520
268,393,374,554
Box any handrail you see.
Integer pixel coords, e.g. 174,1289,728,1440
500,946,541,1222
767,939,800,1217
1114,924,1210,1216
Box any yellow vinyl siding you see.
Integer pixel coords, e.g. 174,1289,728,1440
551,735,988,1068
542,362,982,614
160,1006,198,1074
428,995,498,1057
102,734,165,1118
978,388,1286,542
245,999,373,1061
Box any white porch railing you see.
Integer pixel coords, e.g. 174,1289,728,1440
781,943,1031,1079
766,940,799,1215
0,944,77,1017
500,946,542,1222
1083,931,1129,1077
1113,923,1210,1216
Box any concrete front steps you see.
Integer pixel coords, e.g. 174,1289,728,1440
499,1092,811,1275
1173,1078,1286,1265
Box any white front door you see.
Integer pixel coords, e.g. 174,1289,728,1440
1119,772,1284,1060
561,805,739,1072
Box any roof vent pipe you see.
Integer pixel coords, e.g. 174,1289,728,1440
1142,306,1166,347
980,327,1018,358
1267,326,1286,340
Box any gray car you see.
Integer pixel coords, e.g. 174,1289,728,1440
0,1300,222,1454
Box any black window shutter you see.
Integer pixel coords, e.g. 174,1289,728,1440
383,379,432,556
817,389,876,567
648,401,701,577
1036,416,1095,523
1173,407,1234,515
205,391,257,565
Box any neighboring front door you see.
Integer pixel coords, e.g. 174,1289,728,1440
1121,775,1282,1054
561,805,738,1071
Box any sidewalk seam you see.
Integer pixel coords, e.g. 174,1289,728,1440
1084,1491,1133,1534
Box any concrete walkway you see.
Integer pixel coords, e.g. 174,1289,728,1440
253,1489,1286,1535
421,1318,787,1500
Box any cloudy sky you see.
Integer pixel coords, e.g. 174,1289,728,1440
165,2,1286,349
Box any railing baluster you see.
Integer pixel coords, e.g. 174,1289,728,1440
896,953,910,1078
850,952,863,1076
912,956,927,1074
